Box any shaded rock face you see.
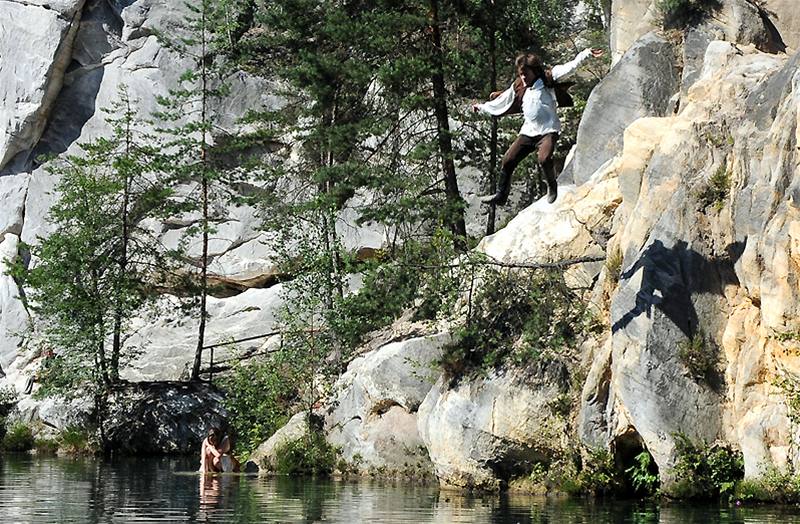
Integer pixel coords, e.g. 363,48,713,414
324,332,448,475
417,362,571,490
564,32,680,186
104,382,227,454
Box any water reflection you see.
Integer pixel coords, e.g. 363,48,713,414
0,456,799,523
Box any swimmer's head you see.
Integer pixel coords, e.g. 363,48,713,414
207,427,221,445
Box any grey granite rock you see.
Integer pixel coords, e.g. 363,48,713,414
324,332,448,474
104,381,228,454
418,362,571,490
564,32,680,186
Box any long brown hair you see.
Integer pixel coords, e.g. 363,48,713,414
514,52,555,88
207,427,221,446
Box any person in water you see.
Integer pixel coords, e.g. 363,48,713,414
473,47,604,205
200,427,240,473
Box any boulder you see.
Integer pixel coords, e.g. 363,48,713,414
245,412,309,473
477,157,621,284
609,0,660,63
15,395,93,434
103,381,228,454
564,32,680,186
681,1,788,95
709,0,786,54
417,362,571,490
324,332,449,475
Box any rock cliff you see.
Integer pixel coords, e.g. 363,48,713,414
308,0,800,488
3,0,800,487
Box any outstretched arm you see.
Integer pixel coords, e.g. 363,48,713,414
552,48,604,82
472,83,516,116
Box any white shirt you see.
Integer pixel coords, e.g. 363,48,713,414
477,48,593,137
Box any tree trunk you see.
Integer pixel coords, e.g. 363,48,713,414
191,1,210,381
428,0,467,248
485,1,499,236
110,99,133,383
191,174,209,381
93,271,110,388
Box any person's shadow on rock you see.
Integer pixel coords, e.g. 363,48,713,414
611,239,745,338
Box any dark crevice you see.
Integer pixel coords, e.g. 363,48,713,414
206,272,286,298
613,429,660,497
22,0,100,168
369,399,401,418
753,3,787,54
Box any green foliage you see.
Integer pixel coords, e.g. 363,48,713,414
734,467,800,504
219,357,297,456
606,247,623,283
775,375,800,430
697,163,731,211
773,328,800,344
626,451,660,495
335,259,419,341
2,421,34,452
57,426,96,455
274,431,339,477
30,426,95,455
669,433,744,499
0,387,20,443
0,386,17,420
441,266,594,380
576,449,624,496
13,88,176,398
678,330,717,381
34,437,59,454
657,0,722,28
547,449,623,496
328,242,445,348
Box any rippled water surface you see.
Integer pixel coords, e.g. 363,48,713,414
1,455,800,522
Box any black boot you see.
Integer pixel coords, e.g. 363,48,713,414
479,169,511,205
543,164,558,204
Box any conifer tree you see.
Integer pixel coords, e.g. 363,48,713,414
155,0,235,381
13,88,174,436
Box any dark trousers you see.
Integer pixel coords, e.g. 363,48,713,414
497,133,558,197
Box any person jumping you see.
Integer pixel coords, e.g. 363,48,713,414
473,47,604,205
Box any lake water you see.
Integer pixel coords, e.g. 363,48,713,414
0,455,799,523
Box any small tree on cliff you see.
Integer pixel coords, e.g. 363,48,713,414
155,0,239,381
13,89,175,437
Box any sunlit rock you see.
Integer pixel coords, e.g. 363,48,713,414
0,0,86,169
324,331,449,476
418,363,571,490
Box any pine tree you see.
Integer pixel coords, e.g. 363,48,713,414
13,88,174,439
155,0,236,381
